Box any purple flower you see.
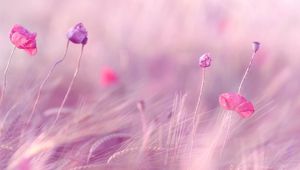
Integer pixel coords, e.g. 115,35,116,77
67,23,88,45
199,53,212,68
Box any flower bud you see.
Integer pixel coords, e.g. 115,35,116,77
252,41,260,53
67,23,88,45
199,53,212,68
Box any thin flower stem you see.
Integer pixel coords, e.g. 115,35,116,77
54,45,85,125
192,68,206,124
27,41,70,125
237,52,257,94
0,46,16,106
188,68,206,166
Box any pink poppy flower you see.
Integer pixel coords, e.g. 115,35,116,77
67,23,88,45
219,93,254,118
9,24,37,55
199,53,212,68
100,67,118,86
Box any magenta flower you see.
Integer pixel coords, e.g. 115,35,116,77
9,24,37,55
219,93,254,118
199,53,212,68
67,23,88,45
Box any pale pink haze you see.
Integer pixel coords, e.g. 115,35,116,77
100,67,118,86
9,24,37,55
17,158,31,170
199,53,212,68
67,23,88,45
219,93,254,118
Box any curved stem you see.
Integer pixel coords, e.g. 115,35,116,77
192,68,206,125
0,46,16,106
54,45,84,125
237,52,256,94
26,41,70,125
188,68,206,166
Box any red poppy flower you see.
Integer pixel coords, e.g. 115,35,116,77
9,24,37,55
100,67,118,86
219,93,254,118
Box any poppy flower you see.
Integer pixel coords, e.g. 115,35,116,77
199,53,212,68
9,24,37,55
219,93,254,118
100,67,118,86
67,23,88,45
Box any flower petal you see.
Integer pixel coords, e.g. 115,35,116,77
24,48,37,56
219,93,246,110
9,24,37,55
219,92,255,118
235,101,255,118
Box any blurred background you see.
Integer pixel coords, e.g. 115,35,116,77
0,0,299,101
